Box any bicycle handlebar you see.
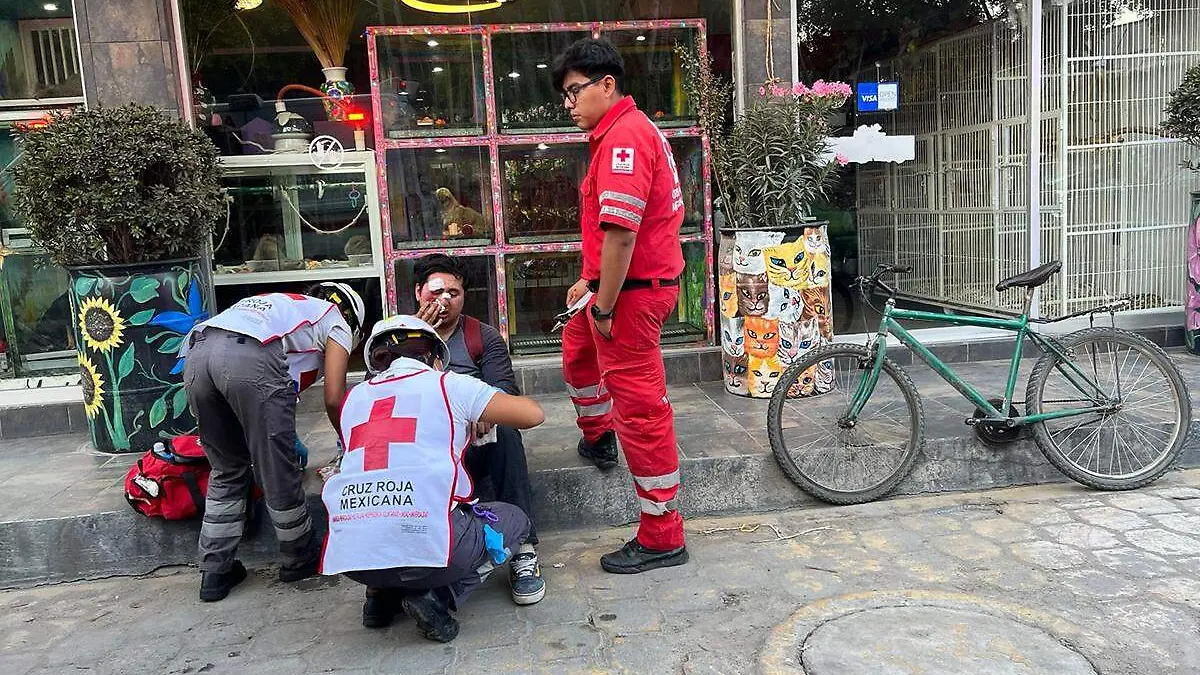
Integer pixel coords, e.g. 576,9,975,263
857,263,912,297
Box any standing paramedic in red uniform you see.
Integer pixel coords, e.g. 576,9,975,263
553,37,688,574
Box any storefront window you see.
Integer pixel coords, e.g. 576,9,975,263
386,145,493,249
0,3,81,102
376,33,486,138
502,143,586,244
492,30,589,134
0,125,74,378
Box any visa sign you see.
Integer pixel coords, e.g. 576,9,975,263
856,82,900,112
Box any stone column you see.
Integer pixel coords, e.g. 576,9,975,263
737,0,796,105
73,0,189,118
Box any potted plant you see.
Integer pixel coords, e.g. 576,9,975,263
12,104,225,452
678,40,851,398
1163,64,1200,354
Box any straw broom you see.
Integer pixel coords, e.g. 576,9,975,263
274,0,359,70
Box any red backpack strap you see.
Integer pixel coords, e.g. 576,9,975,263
462,315,484,367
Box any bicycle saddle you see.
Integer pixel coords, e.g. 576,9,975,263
995,260,1062,292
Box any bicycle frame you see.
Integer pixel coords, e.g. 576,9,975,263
847,297,1114,426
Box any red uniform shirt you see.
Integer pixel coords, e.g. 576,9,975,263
580,96,685,281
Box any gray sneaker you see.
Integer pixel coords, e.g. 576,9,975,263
509,548,545,605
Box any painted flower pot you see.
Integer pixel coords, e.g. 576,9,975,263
69,258,210,453
718,224,834,398
1188,192,1200,355
320,67,355,122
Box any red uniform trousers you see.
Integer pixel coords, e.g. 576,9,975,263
561,285,684,550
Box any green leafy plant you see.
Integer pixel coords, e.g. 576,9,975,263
678,39,851,230
1164,64,1200,171
12,104,225,267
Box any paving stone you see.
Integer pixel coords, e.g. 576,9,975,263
1010,541,1089,570
1104,492,1183,515
1091,547,1180,579
1074,506,1153,531
453,644,532,675
969,516,1039,543
588,604,664,635
530,621,604,662
1152,512,1200,535
1041,522,1123,549
1125,528,1200,557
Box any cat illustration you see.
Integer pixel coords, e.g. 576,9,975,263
778,317,820,366
802,287,833,339
767,286,805,323
721,316,745,357
803,228,831,256
808,250,831,288
736,272,770,316
763,240,809,289
718,240,735,277
813,358,835,394
744,316,780,359
723,351,749,395
719,273,739,318
732,230,785,275
748,354,783,396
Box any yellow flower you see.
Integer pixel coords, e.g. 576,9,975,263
78,296,126,353
79,354,105,419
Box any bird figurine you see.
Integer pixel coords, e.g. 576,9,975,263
435,187,487,238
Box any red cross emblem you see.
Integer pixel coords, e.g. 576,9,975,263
616,149,631,163
347,397,417,471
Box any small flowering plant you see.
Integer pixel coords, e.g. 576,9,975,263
678,39,852,230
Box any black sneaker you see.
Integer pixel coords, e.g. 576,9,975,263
278,551,320,583
508,547,546,606
600,539,689,575
362,587,401,629
577,430,618,470
199,560,247,602
401,589,460,643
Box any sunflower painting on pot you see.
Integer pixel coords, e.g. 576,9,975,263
71,262,210,452
719,225,834,398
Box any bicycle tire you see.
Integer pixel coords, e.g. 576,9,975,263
767,343,925,505
1026,327,1191,491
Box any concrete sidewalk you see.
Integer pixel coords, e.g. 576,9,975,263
2,475,1199,674
4,351,1200,586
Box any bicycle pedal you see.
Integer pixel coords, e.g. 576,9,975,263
964,418,980,426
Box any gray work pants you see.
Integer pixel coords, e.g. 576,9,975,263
345,501,530,609
184,328,315,573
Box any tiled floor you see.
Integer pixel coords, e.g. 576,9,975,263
5,350,1197,524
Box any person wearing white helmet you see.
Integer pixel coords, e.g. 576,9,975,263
320,315,545,643
180,282,366,602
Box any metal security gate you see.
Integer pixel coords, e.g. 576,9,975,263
855,0,1200,317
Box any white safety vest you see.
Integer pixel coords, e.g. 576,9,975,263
320,360,475,574
187,293,343,393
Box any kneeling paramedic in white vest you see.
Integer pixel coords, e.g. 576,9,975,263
320,315,545,643
181,283,366,602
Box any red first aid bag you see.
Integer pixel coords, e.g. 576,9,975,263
124,435,210,520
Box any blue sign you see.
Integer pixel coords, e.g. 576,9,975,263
856,82,900,112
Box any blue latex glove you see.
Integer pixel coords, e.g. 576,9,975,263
482,524,510,565
295,437,310,469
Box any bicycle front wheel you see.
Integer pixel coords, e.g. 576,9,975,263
1027,328,1191,491
767,343,924,505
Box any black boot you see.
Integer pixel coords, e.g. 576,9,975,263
577,430,618,470
199,560,247,602
600,539,688,574
362,587,401,629
401,589,460,643
279,548,321,583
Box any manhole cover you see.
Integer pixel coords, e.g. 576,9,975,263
802,606,1096,674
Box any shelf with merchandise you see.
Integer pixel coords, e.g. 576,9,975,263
373,33,487,140
215,153,387,307
368,20,714,348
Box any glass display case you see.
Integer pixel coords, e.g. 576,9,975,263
369,20,713,349
216,152,386,304
394,255,499,328
373,34,486,139
386,145,493,249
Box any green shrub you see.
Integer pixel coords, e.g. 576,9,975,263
1164,64,1200,150
12,104,224,267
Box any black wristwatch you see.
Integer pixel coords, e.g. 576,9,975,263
590,304,615,320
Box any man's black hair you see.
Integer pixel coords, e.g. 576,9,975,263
413,253,468,289
552,37,625,94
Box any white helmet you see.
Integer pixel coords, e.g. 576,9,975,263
364,315,449,375
306,282,366,349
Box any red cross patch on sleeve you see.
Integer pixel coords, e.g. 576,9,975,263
611,147,635,175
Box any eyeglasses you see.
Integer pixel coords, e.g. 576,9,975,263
560,75,606,105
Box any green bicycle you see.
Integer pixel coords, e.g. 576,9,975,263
767,261,1192,505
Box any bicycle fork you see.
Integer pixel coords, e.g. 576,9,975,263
840,334,891,428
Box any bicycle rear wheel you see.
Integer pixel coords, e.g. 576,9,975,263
767,343,924,505
1027,328,1191,491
